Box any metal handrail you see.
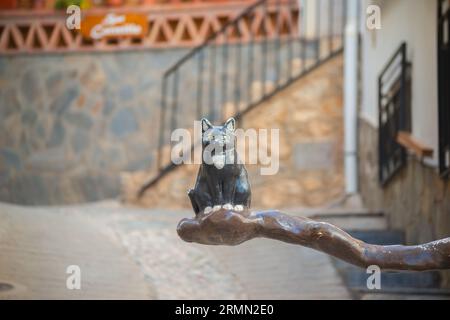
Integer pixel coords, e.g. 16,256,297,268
438,0,450,178
378,42,411,186
139,0,347,198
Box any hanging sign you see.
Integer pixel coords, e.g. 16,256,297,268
81,13,148,40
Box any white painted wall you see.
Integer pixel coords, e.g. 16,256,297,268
359,0,439,164
299,0,346,39
344,0,360,194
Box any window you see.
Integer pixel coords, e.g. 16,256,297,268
438,0,450,178
378,42,411,186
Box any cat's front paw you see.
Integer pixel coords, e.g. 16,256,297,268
204,206,213,214
234,205,244,212
212,205,222,212
222,203,234,210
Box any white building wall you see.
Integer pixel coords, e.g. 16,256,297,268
299,0,346,39
360,0,439,164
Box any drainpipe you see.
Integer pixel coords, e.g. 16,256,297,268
344,0,359,194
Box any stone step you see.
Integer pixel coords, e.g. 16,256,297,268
360,289,450,300
330,230,445,297
286,194,387,231
311,212,388,231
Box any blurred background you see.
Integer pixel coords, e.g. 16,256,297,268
0,0,449,299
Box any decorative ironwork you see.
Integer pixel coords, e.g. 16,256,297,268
378,42,411,186
138,0,347,197
0,1,262,54
438,0,450,178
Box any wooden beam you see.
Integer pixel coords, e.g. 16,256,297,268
396,131,434,158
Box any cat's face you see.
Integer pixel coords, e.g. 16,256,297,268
201,118,235,152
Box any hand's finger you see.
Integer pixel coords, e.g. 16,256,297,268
176,217,200,243
177,209,257,246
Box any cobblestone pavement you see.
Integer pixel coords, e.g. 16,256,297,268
0,200,351,299
95,204,248,299
209,239,351,299
0,202,153,299
87,201,350,299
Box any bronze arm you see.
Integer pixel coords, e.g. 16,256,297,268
177,208,450,271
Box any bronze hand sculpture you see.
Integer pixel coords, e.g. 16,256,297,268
179,118,450,271
177,208,450,271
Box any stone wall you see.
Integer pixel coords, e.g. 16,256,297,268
358,118,450,287
123,55,344,210
0,49,189,205
0,40,322,206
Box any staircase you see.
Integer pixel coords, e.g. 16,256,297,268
285,194,448,299
138,0,347,197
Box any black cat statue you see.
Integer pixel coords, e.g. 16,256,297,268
188,117,251,215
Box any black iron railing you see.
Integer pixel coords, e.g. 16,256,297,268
139,0,347,197
438,0,450,178
378,42,411,186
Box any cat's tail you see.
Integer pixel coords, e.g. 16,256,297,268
187,189,200,214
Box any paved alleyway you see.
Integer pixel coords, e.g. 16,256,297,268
209,239,351,299
0,202,153,299
0,200,350,299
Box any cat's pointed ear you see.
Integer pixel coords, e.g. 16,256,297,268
224,117,235,132
201,118,213,132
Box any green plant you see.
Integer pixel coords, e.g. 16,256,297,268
54,0,82,9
